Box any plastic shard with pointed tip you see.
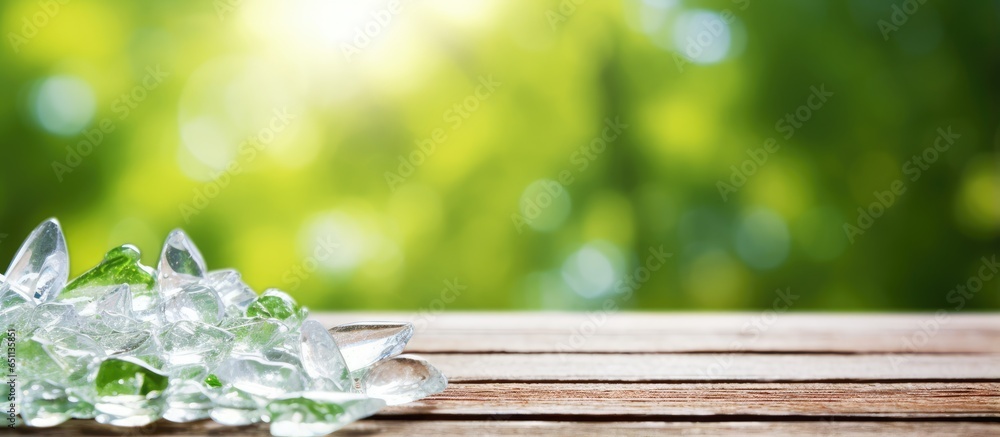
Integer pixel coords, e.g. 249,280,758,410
2,219,447,435
299,320,352,392
84,285,142,333
329,322,414,371
4,218,69,303
157,230,207,294
205,269,257,316
163,284,225,325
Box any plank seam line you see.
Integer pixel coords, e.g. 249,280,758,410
406,350,1000,356
370,414,1000,423
445,378,1000,384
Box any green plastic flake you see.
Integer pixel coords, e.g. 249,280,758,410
204,374,222,388
95,357,169,398
64,245,156,293
93,357,169,427
245,289,307,326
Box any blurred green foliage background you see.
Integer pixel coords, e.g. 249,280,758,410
0,0,997,311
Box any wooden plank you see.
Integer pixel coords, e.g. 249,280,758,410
399,332,1000,354
19,420,1000,436
333,421,1000,437
313,313,1000,332
315,313,1000,353
422,353,1000,382
379,382,1000,418
16,314,1000,435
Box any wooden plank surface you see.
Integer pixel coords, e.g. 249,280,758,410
379,382,1000,418
424,353,1000,381
17,313,1000,435
20,420,1000,437
312,312,1000,353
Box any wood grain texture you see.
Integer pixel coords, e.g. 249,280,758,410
311,313,1000,332
17,420,1000,437
378,382,1000,418
312,312,1000,353
423,353,1000,382
17,420,1000,436
21,313,1000,435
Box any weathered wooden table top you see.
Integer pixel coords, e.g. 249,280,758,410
22,312,1000,436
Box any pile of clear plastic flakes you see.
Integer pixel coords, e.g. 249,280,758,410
0,219,447,436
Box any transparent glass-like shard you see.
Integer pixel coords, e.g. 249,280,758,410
213,357,304,400
329,322,413,370
157,229,207,294
163,365,213,423
107,330,164,370
17,381,66,427
221,317,287,354
245,289,307,328
55,285,115,316
66,385,98,419
0,280,36,329
299,320,351,391
159,320,234,366
267,391,386,437
205,269,257,316
208,357,305,426
86,285,141,333
20,380,96,427
26,328,105,386
19,338,65,383
163,284,224,325
94,284,133,315
208,385,266,426
4,218,69,303
93,357,169,426
360,354,447,405
164,380,213,423
130,289,163,326
25,302,80,332
263,348,303,369
273,328,302,355
95,329,154,356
